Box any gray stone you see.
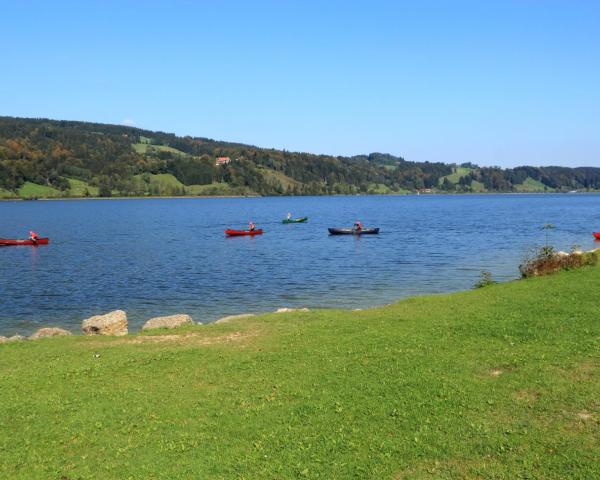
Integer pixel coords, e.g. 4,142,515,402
82,310,128,336
142,314,194,331
29,327,72,340
214,313,255,324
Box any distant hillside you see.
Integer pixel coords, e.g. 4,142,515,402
0,116,598,198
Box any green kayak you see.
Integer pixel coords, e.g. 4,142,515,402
282,216,308,224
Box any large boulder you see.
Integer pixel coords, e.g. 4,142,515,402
29,327,71,340
82,310,128,336
214,313,255,324
142,314,194,331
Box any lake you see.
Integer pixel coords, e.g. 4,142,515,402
1,194,599,336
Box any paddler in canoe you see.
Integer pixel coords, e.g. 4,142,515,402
29,230,40,244
353,221,363,233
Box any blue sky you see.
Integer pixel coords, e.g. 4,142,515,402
1,0,598,167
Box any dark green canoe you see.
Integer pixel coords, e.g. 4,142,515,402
282,216,308,224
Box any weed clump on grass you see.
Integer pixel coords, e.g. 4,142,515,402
519,246,598,278
474,270,496,288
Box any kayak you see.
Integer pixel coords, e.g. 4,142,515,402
593,232,600,240
225,229,264,236
328,228,379,235
282,216,308,224
0,237,49,246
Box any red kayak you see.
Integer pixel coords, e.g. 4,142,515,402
593,232,600,240
225,229,263,236
0,237,49,246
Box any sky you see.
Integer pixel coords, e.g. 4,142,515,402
1,0,599,168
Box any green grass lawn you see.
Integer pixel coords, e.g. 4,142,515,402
513,177,553,193
439,167,473,186
1,267,598,479
470,180,487,193
367,183,393,194
132,173,186,195
17,181,62,198
66,178,100,197
132,143,189,156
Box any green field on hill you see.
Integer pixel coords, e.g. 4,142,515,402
513,177,552,193
66,178,100,197
439,166,473,186
1,267,598,479
17,181,62,198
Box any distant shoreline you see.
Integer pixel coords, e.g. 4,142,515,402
1,191,599,202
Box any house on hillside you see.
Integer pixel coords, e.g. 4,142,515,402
215,156,231,166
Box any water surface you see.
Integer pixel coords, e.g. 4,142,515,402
1,194,599,335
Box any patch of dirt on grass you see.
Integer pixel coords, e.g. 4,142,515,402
128,331,250,345
513,389,540,403
490,369,503,377
85,330,258,348
571,360,598,381
576,411,593,421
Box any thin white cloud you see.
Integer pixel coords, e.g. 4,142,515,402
121,118,135,126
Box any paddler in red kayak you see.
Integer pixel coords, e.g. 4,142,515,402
28,230,40,244
249,221,256,232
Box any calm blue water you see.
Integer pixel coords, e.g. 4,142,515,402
1,194,599,335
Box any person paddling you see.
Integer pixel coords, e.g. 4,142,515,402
353,221,363,232
249,221,256,232
287,212,292,220
29,230,39,244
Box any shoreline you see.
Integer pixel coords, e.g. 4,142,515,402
2,190,600,202
4,247,599,339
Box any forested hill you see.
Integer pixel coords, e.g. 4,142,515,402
0,116,599,198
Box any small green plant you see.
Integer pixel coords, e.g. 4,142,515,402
474,270,496,288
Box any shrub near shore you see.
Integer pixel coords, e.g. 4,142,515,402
0,267,599,479
519,246,599,278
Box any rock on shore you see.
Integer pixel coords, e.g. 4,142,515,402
0,335,26,343
82,310,128,336
142,314,194,331
30,327,72,340
214,313,255,324
275,308,310,313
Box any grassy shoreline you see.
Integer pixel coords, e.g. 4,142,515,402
1,267,599,478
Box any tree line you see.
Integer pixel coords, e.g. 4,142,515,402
0,116,599,197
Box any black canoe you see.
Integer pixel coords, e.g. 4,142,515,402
328,228,380,235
